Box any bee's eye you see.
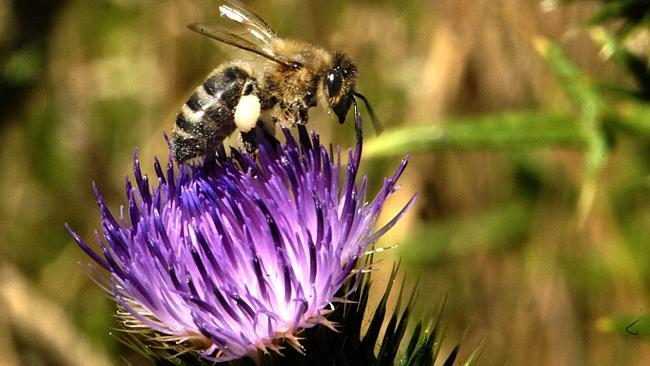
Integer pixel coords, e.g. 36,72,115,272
325,71,342,98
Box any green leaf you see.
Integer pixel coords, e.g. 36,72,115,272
534,37,604,124
363,111,587,159
535,37,611,221
606,101,650,137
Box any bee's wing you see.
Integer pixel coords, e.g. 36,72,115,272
188,23,289,66
217,0,279,44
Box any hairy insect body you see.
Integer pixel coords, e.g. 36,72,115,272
264,40,333,125
171,64,258,162
172,43,341,162
170,0,378,163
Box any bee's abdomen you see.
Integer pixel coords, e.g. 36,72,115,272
171,65,252,162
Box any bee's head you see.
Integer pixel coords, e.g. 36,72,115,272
324,52,358,124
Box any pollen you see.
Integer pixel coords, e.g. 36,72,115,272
234,94,261,132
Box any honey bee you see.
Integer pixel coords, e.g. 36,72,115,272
170,0,381,163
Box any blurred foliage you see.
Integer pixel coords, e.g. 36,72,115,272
364,111,589,157
562,0,650,39
597,314,650,338
1,0,650,365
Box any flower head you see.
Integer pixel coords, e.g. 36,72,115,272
69,125,412,362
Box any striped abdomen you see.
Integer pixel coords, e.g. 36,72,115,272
170,65,252,162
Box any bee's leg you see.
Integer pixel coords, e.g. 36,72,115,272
237,116,282,155
238,129,258,155
283,83,317,126
280,101,310,127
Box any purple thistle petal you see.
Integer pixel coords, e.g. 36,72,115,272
70,125,414,362
66,224,109,270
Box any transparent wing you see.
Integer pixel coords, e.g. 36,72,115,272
188,23,289,66
217,0,279,45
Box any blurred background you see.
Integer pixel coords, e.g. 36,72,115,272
1,0,649,365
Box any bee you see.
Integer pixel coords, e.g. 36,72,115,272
170,0,381,163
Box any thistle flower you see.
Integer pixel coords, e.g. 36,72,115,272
68,123,413,363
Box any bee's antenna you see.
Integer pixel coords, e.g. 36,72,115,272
353,92,384,135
